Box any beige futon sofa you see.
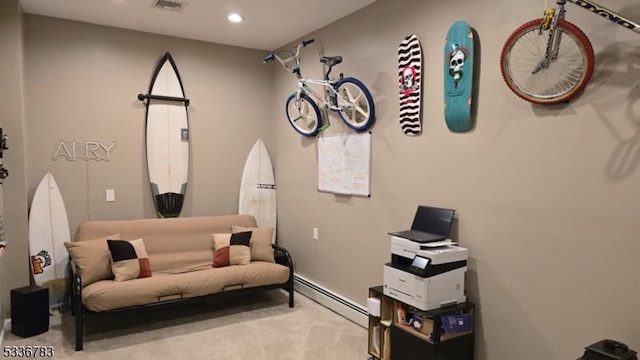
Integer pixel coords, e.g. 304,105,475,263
65,214,294,351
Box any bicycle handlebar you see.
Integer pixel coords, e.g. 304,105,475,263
263,38,315,71
263,53,275,63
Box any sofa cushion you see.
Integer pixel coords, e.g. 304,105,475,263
231,225,275,263
108,239,152,281
74,215,258,274
64,233,120,287
212,232,251,267
81,262,291,311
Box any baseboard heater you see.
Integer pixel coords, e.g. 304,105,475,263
293,273,368,328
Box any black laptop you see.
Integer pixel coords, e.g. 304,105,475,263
388,206,455,243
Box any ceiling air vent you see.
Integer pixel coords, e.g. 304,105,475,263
151,0,187,12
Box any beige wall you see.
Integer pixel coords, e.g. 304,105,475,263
1,0,638,359
0,0,30,319
23,15,274,233
271,0,640,359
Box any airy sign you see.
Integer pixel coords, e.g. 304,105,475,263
52,140,117,161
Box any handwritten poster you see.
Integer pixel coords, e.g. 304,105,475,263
317,132,371,197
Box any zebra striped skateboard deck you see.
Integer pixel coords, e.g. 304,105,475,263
398,34,422,136
444,21,474,133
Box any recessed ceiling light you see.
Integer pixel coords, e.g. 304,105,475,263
228,13,243,23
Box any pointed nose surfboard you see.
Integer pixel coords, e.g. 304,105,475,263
239,139,277,244
142,52,189,218
29,172,71,308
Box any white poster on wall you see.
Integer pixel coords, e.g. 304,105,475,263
317,132,371,197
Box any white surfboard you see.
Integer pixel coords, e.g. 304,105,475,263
29,172,70,308
239,139,277,244
144,52,189,218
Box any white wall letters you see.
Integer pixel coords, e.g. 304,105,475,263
52,140,117,161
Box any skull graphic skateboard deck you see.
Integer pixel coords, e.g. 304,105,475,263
444,21,474,133
398,34,422,136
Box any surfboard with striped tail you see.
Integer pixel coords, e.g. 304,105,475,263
398,34,423,136
144,52,189,217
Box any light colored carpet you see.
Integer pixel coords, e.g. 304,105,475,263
3,290,369,359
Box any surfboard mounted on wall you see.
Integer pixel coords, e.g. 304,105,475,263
138,52,190,218
239,139,277,244
29,172,70,308
398,34,423,136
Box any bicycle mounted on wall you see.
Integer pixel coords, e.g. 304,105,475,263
264,39,375,137
500,0,640,105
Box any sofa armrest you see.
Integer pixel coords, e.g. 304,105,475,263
273,244,295,307
68,258,85,350
69,259,82,292
273,244,294,271
69,258,79,281
69,259,83,313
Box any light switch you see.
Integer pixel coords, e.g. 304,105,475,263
106,189,115,202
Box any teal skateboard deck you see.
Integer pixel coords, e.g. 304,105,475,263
444,21,474,133
398,34,422,136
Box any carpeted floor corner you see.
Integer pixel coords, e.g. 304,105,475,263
3,290,369,359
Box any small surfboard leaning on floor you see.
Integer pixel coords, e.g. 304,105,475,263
139,52,190,217
444,20,474,133
239,139,277,244
29,172,70,308
398,34,423,136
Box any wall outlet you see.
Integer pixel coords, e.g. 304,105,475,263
106,189,115,202
313,227,319,241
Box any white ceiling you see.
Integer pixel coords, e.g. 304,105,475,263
19,0,376,50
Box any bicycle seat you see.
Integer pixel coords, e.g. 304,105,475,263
320,56,343,67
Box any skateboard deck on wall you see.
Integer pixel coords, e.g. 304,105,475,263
398,34,422,136
444,20,474,133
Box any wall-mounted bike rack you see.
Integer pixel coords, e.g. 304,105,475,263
137,93,190,106
0,128,9,184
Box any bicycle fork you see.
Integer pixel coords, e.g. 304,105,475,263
290,88,306,123
293,84,332,131
533,3,566,74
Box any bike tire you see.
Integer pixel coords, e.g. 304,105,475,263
500,18,595,105
335,77,376,131
285,93,322,137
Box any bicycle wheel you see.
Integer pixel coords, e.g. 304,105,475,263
501,19,594,105
334,77,375,131
285,93,322,137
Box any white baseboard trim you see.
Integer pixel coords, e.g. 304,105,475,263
293,273,368,329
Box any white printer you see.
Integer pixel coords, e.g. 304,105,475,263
383,236,468,311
